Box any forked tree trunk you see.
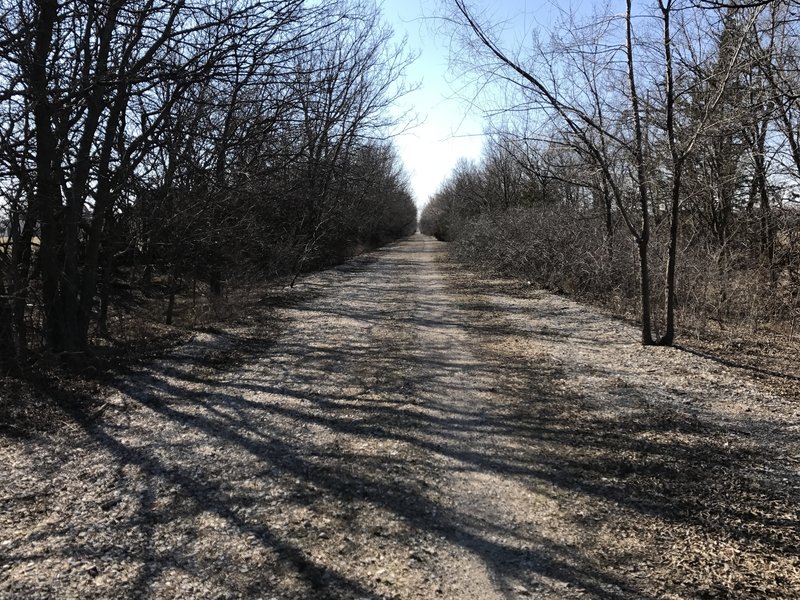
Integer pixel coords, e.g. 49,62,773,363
627,0,655,345
638,240,655,345
658,0,681,347
661,168,683,346
32,0,73,355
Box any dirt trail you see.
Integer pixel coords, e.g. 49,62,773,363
1,234,799,599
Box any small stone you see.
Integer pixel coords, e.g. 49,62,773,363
100,498,120,511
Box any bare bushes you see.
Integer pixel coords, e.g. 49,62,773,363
438,195,800,343
452,206,627,299
677,210,800,337
448,203,646,319
435,1,800,347
418,138,800,341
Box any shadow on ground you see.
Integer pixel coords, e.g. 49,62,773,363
2,236,798,599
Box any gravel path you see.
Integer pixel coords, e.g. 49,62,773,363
1,234,799,599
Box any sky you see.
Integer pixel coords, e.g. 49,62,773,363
379,0,572,208
380,0,485,209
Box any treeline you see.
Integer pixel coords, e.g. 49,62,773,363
423,0,800,346
0,0,416,369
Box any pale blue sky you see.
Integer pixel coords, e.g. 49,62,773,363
380,0,580,207
381,0,483,208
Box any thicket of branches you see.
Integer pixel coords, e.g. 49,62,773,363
422,0,800,346
0,0,417,370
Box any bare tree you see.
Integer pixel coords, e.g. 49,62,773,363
0,0,416,366
445,0,758,345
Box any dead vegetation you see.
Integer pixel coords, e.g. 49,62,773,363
2,236,799,599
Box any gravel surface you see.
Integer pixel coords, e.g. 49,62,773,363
1,234,799,599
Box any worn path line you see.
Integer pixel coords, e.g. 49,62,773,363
3,234,797,599
244,233,632,599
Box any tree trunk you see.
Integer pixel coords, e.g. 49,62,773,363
10,204,35,363
657,0,680,347
0,276,15,372
165,281,177,326
638,239,655,346
757,165,776,284
209,267,223,298
97,240,114,337
31,0,72,355
77,87,132,346
627,0,654,346
603,180,613,262
660,168,682,346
